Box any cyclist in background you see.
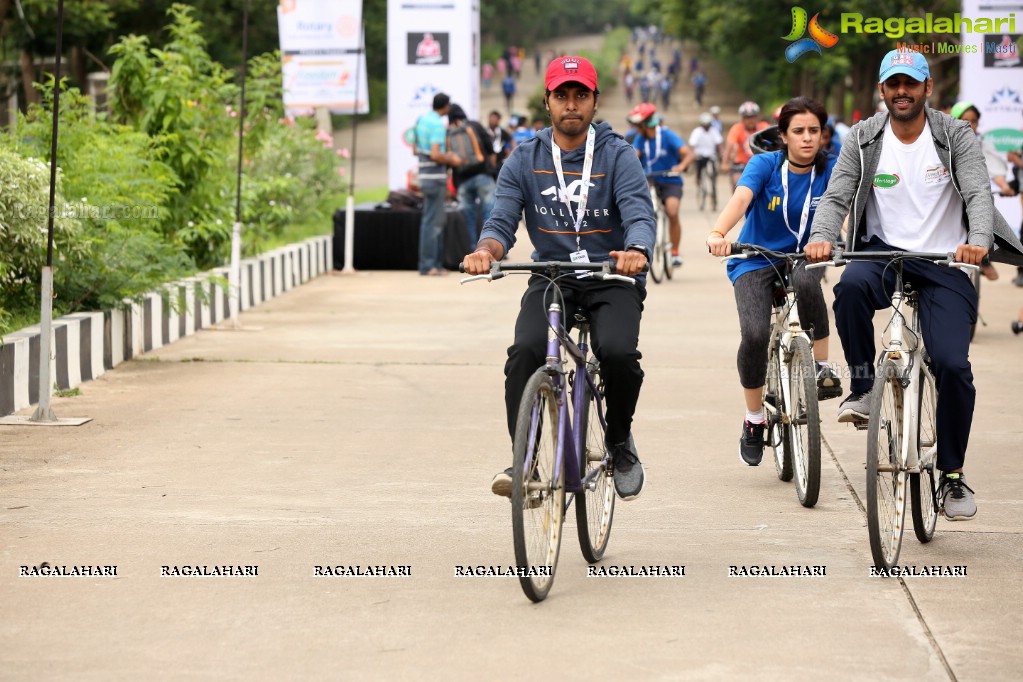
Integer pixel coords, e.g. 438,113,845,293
628,102,695,266
706,97,841,466
464,56,656,502
690,112,723,196
724,101,770,192
951,101,1016,281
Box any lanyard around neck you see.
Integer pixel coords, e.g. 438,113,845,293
643,126,662,173
781,159,816,247
552,124,596,250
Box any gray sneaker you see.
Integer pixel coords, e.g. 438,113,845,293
609,435,645,501
938,473,977,521
838,390,871,423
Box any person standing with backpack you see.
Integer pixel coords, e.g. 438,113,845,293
447,104,497,245
415,93,461,275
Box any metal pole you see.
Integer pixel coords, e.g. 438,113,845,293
229,0,250,327
30,0,65,423
341,24,365,274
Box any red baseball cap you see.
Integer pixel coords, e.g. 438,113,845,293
545,56,598,92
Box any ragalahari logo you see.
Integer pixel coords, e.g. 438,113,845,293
784,7,839,62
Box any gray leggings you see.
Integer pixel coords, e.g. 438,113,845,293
733,262,830,389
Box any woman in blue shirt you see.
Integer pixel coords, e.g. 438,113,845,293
706,97,841,466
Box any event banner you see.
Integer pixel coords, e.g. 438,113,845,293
277,0,370,114
959,0,1022,232
386,0,480,190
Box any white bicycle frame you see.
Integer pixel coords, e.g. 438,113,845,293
877,288,930,475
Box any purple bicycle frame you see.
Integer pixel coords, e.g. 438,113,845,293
523,302,609,499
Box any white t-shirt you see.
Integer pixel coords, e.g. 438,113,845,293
864,120,966,253
689,126,723,159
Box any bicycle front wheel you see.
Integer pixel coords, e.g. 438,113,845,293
866,360,908,571
766,339,792,482
575,368,615,563
511,370,566,602
788,337,821,508
649,204,667,284
910,364,938,543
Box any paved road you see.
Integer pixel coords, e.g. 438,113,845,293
3,35,1022,681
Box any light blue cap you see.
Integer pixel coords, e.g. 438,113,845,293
879,49,930,82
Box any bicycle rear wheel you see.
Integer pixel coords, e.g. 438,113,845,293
866,360,908,571
788,337,821,508
766,339,792,482
910,365,938,543
511,370,566,602
575,367,615,562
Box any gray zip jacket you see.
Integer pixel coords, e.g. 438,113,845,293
808,108,1023,265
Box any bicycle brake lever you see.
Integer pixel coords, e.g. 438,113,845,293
459,274,493,284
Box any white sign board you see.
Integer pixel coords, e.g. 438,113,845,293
959,0,1022,235
386,0,480,190
278,0,369,114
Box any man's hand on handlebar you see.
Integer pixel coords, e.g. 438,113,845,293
610,249,648,276
955,244,988,266
804,240,832,263
463,248,495,276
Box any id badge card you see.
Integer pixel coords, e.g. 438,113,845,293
570,249,591,278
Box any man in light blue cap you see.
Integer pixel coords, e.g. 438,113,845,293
805,49,1023,522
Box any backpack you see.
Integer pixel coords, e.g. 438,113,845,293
446,122,487,175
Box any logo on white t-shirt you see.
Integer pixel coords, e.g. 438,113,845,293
872,173,900,189
924,165,950,185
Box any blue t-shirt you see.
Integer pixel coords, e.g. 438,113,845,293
726,151,837,283
633,126,685,186
415,110,448,182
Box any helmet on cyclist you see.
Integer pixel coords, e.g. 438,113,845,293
749,125,784,154
738,101,760,117
627,102,660,126
698,112,713,126
709,105,721,115
950,101,978,120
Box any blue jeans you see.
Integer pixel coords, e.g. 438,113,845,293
456,173,496,245
418,181,446,273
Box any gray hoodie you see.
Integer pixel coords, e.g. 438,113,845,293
809,108,1023,265
479,121,656,281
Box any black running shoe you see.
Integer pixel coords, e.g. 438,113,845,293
816,362,843,401
740,420,766,466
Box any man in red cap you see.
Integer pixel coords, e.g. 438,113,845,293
463,56,656,502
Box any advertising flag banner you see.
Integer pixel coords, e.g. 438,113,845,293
960,0,1022,232
387,0,480,190
278,0,369,114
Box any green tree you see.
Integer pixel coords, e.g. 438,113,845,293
644,0,963,121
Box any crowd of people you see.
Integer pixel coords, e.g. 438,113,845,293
412,45,1023,523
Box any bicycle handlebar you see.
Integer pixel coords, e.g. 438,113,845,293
459,260,647,285
720,242,808,264
803,248,980,272
645,170,683,178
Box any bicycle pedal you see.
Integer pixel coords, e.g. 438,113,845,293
852,418,869,431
